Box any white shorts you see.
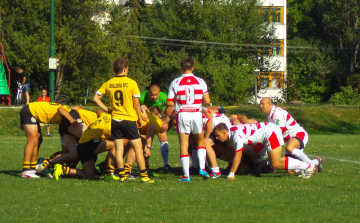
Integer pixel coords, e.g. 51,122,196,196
247,123,284,152
176,112,203,134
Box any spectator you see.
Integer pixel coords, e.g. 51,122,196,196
38,88,51,137
15,67,30,104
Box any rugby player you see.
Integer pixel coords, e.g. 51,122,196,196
213,122,317,179
20,102,78,178
167,58,211,182
139,84,171,171
53,112,118,180
123,110,170,178
93,57,153,183
260,98,324,172
36,106,97,175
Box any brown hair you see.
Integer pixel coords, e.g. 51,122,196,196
149,106,161,117
15,67,22,72
113,57,129,74
180,58,194,71
213,123,228,132
160,114,171,124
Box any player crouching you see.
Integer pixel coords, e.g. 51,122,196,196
213,123,317,180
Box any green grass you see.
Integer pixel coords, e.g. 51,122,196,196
1,106,360,222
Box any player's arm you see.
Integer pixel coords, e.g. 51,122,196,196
166,81,175,107
140,105,149,121
92,93,110,113
134,97,142,128
58,107,78,125
202,108,213,139
22,76,26,85
144,124,157,158
228,150,242,180
228,136,244,180
96,110,104,117
202,93,210,105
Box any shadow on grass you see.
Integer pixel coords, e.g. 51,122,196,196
0,170,20,177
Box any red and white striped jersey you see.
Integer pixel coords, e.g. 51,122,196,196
202,112,232,131
229,122,283,152
267,105,306,140
167,73,208,112
229,123,264,152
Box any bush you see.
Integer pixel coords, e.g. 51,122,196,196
329,86,360,105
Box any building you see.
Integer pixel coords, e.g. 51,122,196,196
255,0,287,103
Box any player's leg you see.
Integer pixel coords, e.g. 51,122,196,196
49,134,79,165
205,138,221,178
22,124,40,178
68,123,88,138
286,135,323,171
30,132,42,171
158,131,171,170
178,132,191,181
193,128,210,178
128,137,153,182
46,124,51,137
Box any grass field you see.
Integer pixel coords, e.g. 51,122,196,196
1,105,360,222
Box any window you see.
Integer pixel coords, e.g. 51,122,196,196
262,7,283,23
257,72,284,89
269,39,284,56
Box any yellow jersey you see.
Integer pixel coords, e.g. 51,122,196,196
77,109,98,126
139,112,162,135
97,76,140,121
28,102,71,124
78,113,112,144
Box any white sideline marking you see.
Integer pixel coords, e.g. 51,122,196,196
313,156,360,164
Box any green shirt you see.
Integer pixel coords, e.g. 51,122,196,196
139,90,167,110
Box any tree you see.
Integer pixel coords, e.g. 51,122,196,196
139,0,275,104
317,0,360,80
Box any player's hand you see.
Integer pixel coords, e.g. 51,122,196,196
137,118,143,128
71,105,81,110
70,118,80,125
107,109,113,114
141,112,149,122
227,176,235,180
248,119,258,124
144,148,151,158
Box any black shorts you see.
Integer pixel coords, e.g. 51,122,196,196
20,105,41,134
77,139,101,164
293,137,305,149
58,110,81,137
111,119,140,140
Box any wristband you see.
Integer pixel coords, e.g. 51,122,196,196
147,146,152,151
227,172,235,178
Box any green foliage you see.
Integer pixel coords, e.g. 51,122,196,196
286,38,331,103
139,0,275,104
329,85,360,105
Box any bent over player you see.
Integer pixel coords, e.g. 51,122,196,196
167,58,211,182
93,57,153,183
20,102,77,178
213,123,317,180
260,98,324,172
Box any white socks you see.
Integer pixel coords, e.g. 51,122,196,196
160,142,169,166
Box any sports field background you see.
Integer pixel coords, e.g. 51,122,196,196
0,105,359,222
